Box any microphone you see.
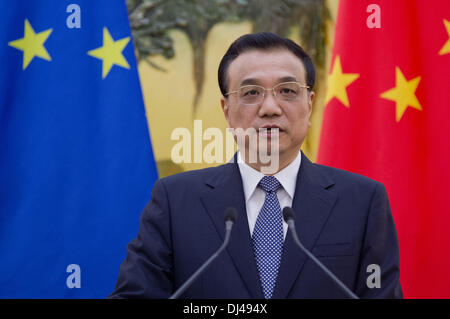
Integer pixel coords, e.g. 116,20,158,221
169,207,238,299
282,207,359,299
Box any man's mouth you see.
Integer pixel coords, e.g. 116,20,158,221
258,126,284,137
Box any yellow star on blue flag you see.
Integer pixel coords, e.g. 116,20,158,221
8,19,52,69
88,27,130,79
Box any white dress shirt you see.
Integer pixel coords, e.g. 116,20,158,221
237,150,302,241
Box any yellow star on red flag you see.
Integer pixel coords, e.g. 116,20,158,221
325,56,360,107
380,67,422,122
439,19,450,55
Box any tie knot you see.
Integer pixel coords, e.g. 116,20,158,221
258,176,281,193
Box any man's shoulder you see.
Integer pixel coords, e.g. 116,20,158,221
308,162,389,210
311,161,383,190
157,162,232,188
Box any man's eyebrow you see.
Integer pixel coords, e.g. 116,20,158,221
240,78,260,86
239,76,299,87
279,76,298,83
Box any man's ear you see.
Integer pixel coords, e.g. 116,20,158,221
221,96,229,122
307,91,315,126
308,91,314,113
309,90,315,103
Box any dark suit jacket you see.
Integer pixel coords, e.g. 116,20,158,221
109,152,402,298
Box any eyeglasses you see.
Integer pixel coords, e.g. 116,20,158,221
225,81,310,106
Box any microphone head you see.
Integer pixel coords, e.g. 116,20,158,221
282,207,295,223
224,207,238,224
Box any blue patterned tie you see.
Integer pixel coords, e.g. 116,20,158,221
252,176,284,299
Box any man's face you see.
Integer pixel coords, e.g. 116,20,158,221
221,49,314,165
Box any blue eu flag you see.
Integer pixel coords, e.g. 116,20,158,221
0,0,158,298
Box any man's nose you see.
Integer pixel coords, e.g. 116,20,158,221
258,90,282,117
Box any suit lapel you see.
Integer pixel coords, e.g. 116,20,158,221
272,152,337,298
200,159,264,298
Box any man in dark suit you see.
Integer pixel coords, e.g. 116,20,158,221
109,32,402,299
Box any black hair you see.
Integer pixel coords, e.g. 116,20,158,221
218,32,315,96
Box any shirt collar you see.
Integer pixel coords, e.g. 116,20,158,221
237,150,302,202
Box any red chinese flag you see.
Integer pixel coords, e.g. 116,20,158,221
317,0,450,298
